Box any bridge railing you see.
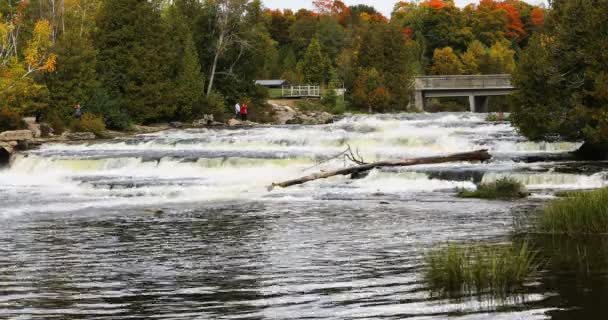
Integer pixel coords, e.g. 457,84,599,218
415,75,513,90
282,85,321,97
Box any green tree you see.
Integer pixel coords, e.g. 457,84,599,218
301,38,330,84
511,0,608,153
45,32,99,119
165,5,205,120
94,0,175,123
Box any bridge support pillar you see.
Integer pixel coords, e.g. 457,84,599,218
414,91,425,112
469,95,489,113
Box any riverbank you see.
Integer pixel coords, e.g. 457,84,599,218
0,103,338,166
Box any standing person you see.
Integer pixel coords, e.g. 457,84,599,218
234,102,241,119
73,104,82,120
240,102,248,121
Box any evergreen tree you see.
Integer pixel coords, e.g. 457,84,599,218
301,38,330,85
512,0,608,150
94,0,175,123
45,32,99,118
165,5,205,120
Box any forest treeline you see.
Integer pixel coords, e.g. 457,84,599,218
1,0,546,132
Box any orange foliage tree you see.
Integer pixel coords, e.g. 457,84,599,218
530,8,545,28
421,0,446,10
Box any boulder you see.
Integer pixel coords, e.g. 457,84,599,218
66,132,96,140
227,118,242,126
271,104,298,125
271,103,335,125
169,121,184,128
0,130,33,142
193,114,215,127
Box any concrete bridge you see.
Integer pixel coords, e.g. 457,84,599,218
414,74,515,112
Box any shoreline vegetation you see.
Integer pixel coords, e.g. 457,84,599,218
458,178,528,200
427,187,608,297
2,0,545,138
425,242,538,297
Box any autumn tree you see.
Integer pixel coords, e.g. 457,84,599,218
353,68,390,113
431,47,463,75
1,13,56,114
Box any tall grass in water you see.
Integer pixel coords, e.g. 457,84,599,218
540,188,608,235
458,178,528,200
425,243,538,297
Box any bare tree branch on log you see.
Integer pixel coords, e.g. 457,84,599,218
268,150,491,191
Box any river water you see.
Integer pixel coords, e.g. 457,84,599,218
1,113,607,319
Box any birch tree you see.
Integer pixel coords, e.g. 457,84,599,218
205,0,250,96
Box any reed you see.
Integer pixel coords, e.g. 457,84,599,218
425,242,538,297
539,188,608,235
458,178,528,200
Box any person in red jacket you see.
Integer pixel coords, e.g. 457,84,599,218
240,102,248,121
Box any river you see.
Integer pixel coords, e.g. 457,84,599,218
1,113,607,319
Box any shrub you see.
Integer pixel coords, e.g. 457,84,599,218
425,242,538,297
71,113,106,136
458,178,528,200
86,89,131,131
322,87,338,109
0,108,26,131
46,111,66,135
539,188,608,235
486,113,510,122
195,92,228,122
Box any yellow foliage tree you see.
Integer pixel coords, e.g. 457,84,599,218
1,16,57,112
431,47,463,75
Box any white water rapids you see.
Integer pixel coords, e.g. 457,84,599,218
0,113,601,218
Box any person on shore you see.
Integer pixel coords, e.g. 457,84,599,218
234,102,241,119
73,104,82,120
240,102,248,121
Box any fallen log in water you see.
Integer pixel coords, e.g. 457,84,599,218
268,149,491,190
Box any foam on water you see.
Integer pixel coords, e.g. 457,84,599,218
0,113,602,217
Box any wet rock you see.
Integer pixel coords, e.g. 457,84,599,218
65,132,96,140
169,121,184,128
350,171,370,180
39,123,53,137
271,103,335,125
192,114,215,127
15,140,29,150
0,130,33,142
575,142,608,160
0,142,13,167
271,104,298,125
227,119,242,126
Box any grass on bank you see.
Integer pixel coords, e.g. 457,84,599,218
425,243,538,297
539,188,608,236
458,178,528,200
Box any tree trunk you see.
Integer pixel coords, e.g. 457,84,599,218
206,29,225,96
269,150,491,190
